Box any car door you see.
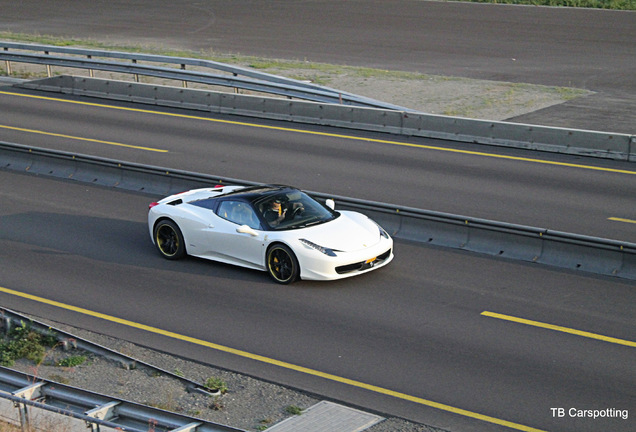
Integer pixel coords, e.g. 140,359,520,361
204,200,266,269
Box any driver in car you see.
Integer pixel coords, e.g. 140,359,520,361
264,200,287,227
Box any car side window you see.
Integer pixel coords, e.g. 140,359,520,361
217,201,261,230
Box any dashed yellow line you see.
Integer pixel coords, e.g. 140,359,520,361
609,217,636,225
0,124,168,153
482,311,636,347
1,90,635,176
0,285,545,432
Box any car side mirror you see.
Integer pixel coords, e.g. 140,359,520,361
237,225,258,236
325,199,335,210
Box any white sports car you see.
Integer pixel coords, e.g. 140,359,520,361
148,185,393,283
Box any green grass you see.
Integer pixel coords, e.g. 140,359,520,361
285,405,303,415
0,321,58,366
204,376,228,394
57,354,87,367
453,0,635,9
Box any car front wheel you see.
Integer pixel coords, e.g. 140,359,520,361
154,220,186,260
267,244,299,284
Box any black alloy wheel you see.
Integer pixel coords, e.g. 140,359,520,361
154,220,186,260
267,244,299,284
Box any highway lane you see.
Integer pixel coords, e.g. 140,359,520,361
2,1,634,134
0,170,634,432
2,87,636,244
2,1,633,92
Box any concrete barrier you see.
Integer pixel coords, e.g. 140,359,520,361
17,76,636,162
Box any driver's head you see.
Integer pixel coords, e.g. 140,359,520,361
271,200,281,211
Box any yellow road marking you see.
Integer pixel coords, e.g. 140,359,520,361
0,286,545,432
2,90,635,176
609,217,636,225
482,311,636,347
0,124,168,153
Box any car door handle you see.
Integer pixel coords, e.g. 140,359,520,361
237,225,258,236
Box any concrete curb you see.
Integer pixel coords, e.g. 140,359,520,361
16,76,636,162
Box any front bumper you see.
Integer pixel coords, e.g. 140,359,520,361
296,237,394,281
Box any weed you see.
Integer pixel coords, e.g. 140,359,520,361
285,405,303,415
257,417,273,430
455,0,635,10
204,376,228,394
210,396,224,411
148,389,179,412
0,321,58,366
57,355,87,367
48,374,70,384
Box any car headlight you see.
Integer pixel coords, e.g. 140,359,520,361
370,219,390,239
300,239,338,256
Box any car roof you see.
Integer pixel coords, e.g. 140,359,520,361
220,185,297,202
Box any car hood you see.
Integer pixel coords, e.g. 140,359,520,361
301,211,382,252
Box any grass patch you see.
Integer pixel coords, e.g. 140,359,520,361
0,321,58,366
452,0,635,9
285,405,303,415
204,376,228,394
57,355,87,367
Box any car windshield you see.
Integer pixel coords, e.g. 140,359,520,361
258,190,338,230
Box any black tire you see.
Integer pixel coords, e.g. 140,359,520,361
266,244,299,284
154,219,186,260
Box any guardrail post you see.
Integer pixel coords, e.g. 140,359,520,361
181,64,188,88
87,55,94,78
12,382,46,432
132,59,139,82
44,51,52,77
3,47,11,76
14,401,29,432
85,401,120,432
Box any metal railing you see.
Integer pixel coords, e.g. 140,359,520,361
1,141,635,280
0,41,412,111
0,309,246,432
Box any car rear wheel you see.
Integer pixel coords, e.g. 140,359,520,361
154,220,185,260
267,244,299,284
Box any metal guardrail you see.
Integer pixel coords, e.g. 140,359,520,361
0,370,245,432
0,41,412,111
1,141,635,280
0,309,222,396
2,41,634,161
0,308,245,432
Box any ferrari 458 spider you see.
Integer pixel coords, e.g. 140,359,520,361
148,185,393,283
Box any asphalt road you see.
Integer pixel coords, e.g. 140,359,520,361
1,88,635,244
0,2,635,432
1,0,635,133
0,169,634,432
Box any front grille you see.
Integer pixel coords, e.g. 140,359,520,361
335,249,391,275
